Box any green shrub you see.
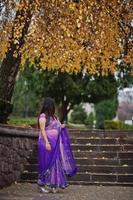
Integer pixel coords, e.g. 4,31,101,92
70,105,87,124
104,120,133,130
95,97,118,129
84,112,95,128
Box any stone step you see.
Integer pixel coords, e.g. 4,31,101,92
31,142,133,157
19,129,133,185
32,144,133,152
31,150,133,159
76,158,133,166
20,179,133,186
68,129,133,138
70,173,133,183
27,157,133,166
24,164,133,174
68,181,133,186
70,138,133,145
71,144,133,151
73,151,133,159
21,171,133,183
77,165,133,174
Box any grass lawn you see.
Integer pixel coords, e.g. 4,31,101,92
66,122,86,129
8,116,37,127
8,116,87,129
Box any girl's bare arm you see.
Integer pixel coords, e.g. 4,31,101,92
39,118,51,151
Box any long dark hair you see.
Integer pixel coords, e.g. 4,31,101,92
38,97,56,128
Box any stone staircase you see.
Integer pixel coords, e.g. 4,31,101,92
20,129,133,185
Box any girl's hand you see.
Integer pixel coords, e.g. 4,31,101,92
61,124,65,128
45,141,51,151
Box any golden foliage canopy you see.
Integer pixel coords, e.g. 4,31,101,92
0,0,133,74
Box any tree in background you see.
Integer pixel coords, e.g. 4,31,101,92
12,65,45,117
12,67,92,122
85,73,118,104
0,0,133,123
42,70,91,122
117,63,133,89
95,97,118,129
70,105,87,124
0,0,35,123
12,66,118,123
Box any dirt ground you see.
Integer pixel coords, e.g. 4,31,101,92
0,183,132,200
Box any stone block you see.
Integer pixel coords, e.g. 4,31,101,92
92,174,116,182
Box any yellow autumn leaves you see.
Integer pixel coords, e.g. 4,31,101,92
0,0,133,74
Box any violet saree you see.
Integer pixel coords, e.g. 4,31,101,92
37,113,77,188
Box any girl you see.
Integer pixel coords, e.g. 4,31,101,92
37,97,77,193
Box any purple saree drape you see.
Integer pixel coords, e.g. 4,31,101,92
37,114,77,188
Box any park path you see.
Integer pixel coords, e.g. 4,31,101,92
0,183,132,200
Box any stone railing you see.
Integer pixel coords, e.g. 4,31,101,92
0,124,38,189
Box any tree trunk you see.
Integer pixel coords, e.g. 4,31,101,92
0,1,33,123
57,102,72,124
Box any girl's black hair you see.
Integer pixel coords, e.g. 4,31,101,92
38,97,56,128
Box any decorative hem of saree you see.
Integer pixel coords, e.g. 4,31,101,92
37,178,69,189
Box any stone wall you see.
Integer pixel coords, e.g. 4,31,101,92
0,124,38,189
